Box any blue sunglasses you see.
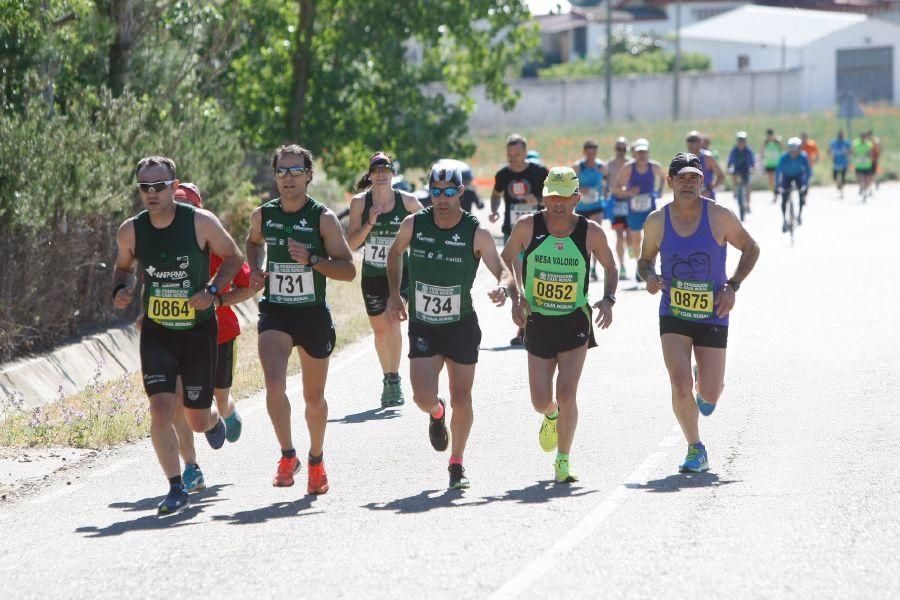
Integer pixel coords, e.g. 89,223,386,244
430,187,460,198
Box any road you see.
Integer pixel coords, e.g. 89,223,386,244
1,183,899,599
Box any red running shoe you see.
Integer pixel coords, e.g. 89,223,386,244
307,462,330,495
273,456,300,487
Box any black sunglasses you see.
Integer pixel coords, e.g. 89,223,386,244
137,180,175,193
275,166,311,178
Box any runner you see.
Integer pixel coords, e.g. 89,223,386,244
572,140,607,281
776,138,812,230
169,183,256,493
869,130,882,192
638,152,760,473
112,156,244,516
852,131,875,201
800,132,820,167
726,131,755,215
611,138,664,281
687,131,724,200
501,167,618,483
387,163,516,489
246,144,356,495
828,130,850,198
605,137,630,280
490,133,549,345
346,152,423,408
760,128,783,203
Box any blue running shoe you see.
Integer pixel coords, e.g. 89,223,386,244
157,485,189,517
205,417,226,450
693,365,716,416
224,410,242,443
679,443,710,473
182,463,206,493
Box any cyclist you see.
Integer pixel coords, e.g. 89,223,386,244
727,131,755,219
776,138,811,231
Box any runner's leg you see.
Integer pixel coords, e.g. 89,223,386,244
554,344,588,455
259,330,294,452
445,359,476,460
369,312,402,374
173,388,197,466
149,392,181,478
694,346,726,407
661,334,700,445
410,355,443,415
527,354,557,416
297,347,329,457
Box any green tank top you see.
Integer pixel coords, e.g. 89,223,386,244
852,139,873,169
763,140,781,168
523,212,589,316
261,197,327,307
361,190,411,278
407,207,480,325
134,203,212,330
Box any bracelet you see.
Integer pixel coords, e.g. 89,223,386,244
112,283,127,300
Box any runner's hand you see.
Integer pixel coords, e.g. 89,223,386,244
488,286,508,307
287,238,311,264
593,299,613,329
368,205,382,226
511,296,530,328
113,285,135,309
488,212,500,223
645,274,666,295
249,269,268,291
386,293,407,323
188,289,215,310
776,186,784,194
715,286,736,318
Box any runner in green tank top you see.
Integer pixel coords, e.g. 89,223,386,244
346,152,423,408
246,144,356,496
385,163,517,490
112,155,244,516
760,129,784,203
502,166,619,484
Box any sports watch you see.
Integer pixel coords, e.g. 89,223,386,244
726,279,741,291
308,254,320,267
206,284,219,296
603,293,616,305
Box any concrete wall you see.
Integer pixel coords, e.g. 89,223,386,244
429,68,803,132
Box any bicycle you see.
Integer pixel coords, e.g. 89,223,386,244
779,180,806,246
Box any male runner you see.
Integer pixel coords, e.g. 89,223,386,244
828,130,850,198
572,140,607,281
347,152,423,408
611,138,664,281
113,156,243,515
800,132,819,167
502,167,618,483
605,137,630,279
760,128,783,202
852,132,875,201
639,153,759,473
776,138,812,229
687,131,724,199
727,131,755,215
387,164,516,489
246,144,356,495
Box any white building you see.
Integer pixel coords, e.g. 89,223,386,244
680,5,900,108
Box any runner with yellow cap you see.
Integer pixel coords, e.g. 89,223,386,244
502,166,619,483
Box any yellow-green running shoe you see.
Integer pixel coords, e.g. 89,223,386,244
554,457,579,483
539,414,558,452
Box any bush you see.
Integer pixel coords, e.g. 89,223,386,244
538,51,711,80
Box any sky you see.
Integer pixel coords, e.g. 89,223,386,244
528,0,573,16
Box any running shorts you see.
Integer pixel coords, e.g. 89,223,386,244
525,306,596,359
140,317,218,408
855,167,873,176
408,313,481,365
765,166,777,173
361,270,408,317
659,316,728,349
626,211,652,231
215,338,236,390
258,301,336,359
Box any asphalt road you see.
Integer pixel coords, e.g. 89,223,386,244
1,183,898,599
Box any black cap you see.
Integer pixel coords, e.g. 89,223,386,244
668,153,704,177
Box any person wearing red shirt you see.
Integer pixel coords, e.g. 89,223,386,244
172,183,257,492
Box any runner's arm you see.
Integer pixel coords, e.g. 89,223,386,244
588,221,618,297
613,163,632,198
386,216,413,296
654,163,665,195
500,217,531,297
245,207,266,273
315,211,356,282
196,210,243,292
475,226,518,303
218,262,257,307
345,193,373,250
400,190,425,213
112,220,138,307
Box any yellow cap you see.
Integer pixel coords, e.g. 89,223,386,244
542,166,579,198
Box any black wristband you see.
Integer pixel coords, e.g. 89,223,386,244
112,283,127,300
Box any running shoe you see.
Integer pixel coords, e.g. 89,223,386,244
381,375,405,408
619,265,627,280
205,417,226,450
224,410,242,443
539,414,558,452
157,485,189,517
554,457,579,483
693,365,716,417
182,463,206,493
273,455,301,487
429,398,449,452
307,462,329,495
448,464,470,489
782,221,789,233
679,443,709,473
510,328,525,346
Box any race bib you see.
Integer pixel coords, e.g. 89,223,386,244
532,269,577,313
364,236,392,268
510,203,535,225
613,199,630,217
414,282,461,324
670,278,714,321
148,289,195,328
269,261,315,304
583,189,599,203
630,194,653,212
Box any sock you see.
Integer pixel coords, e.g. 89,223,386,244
282,448,297,459
385,372,400,382
205,418,223,436
555,452,569,464
449,456,463,466
168,475,183,488
546,408,559,420
431,402,444,420
309,453,323,465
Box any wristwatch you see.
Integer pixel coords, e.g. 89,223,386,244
308,254,320,267
603,293,617,305
206,284,219,296
726,279,741,291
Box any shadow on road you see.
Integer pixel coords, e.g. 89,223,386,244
625,472,740,493
328,407,401,425
75,484,231,537
480,345,526,352
480,480,598,504
212,495,322,525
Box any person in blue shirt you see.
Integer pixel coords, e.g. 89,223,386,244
776,137,811,231
828,130,851,198
727,131,755,218
573,139,607,281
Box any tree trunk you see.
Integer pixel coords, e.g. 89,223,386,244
108,0,134,96
288,0,315,139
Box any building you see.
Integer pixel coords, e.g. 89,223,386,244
680,4,900,107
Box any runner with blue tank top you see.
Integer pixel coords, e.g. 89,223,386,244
638,153,759,474
828,130,850,198
573,139,607,281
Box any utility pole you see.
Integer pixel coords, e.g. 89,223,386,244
605,0,613,121
673,0,682,121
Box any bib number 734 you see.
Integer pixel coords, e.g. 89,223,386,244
414,282,462,324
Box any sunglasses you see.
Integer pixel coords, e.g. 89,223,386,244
370,165,393,174
274,166,310,178
137,180,175,193
430,187,460,198
615,146,627,152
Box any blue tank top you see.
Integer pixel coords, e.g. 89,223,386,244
628,161,656,213
659,199,728,326
577,160,604,195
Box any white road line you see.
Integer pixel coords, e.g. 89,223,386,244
29,483,83,505
488,451,670,600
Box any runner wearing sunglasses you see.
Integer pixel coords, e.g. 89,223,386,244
386,164,517,489
346,152,423,408
112,156,244,516
246,144,356,495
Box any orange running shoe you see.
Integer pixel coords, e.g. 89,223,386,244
307,462,329,495
273,456,300,487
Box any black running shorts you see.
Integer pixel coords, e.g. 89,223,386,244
408,313,481,365
215,338,236,390
525,306,597,359
258,301,336,359
361,270,408,317
140,317,218,409
659,316,728,349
